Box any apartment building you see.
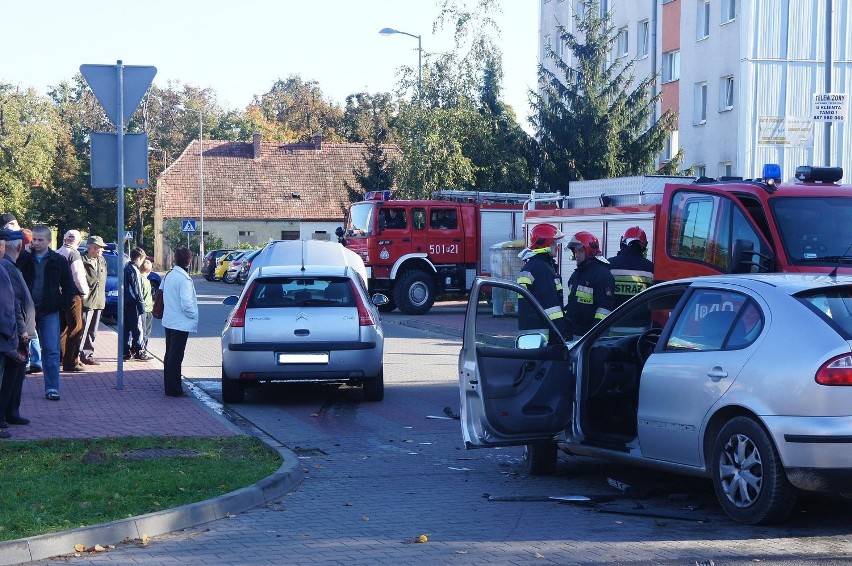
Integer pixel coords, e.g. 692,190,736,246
539,0,850,182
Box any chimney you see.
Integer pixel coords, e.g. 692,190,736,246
311,134,322,150
253,132,261,159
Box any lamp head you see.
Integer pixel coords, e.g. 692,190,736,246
379,28,398,36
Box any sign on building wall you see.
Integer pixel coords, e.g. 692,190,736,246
812,93,848,122
757,117,814,148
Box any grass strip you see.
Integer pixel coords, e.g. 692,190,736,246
0,435,281,542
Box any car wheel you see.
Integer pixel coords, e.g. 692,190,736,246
710,416,797,524
221,367,245,404
224,271,237,284
363,369,384,402
524,442,557,476
393,270,436,315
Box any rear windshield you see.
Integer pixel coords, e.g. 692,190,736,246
795,286,852,339
248,277,354,308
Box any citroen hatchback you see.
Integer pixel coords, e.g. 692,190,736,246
222,240,387,403
460,273,852,524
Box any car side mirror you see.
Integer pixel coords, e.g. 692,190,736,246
335,226,344,238
372,293,390,306
516,333,547,350
222,295,239,306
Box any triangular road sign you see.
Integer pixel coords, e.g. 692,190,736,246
80,62,157,127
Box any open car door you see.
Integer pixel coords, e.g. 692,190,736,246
459,277,575,448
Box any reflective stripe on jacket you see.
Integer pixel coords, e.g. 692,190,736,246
607,248,655,309
564,257,615,337
517,250,567,335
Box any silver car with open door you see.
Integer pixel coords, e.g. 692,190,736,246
460,274,852,524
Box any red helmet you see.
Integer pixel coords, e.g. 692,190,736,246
621,226,648,249
528,223,564,250
567,231,601,257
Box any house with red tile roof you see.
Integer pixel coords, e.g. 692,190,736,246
153,134,399,268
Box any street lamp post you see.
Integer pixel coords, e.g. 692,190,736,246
380,27,422,155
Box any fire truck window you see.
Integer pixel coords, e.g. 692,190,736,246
431,208,458,229
382,208,406,229
669,192,729,271
412,208,426,230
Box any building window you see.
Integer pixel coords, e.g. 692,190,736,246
697,0,710,40
280,230,299,240
575,1,585,20
722,0,736,23
720,76,734,111
662,50,680,83
661,130,679,163
637,19,650,59
541,34,551,61
616,27,629,57
556,36,565,58
694,165,707,178
694,82,708,124
238,230,255,237
719,162,733,178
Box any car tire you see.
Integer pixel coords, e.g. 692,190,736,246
224,271,237,284
393,270,436,315
524,442,558,476
710,416,797,524
363,369,384,402
221,367,246,404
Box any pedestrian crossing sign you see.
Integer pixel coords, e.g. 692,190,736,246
181,219,197,233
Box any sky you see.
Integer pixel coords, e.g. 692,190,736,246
1,0,539,129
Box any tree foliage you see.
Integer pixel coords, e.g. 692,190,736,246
343,100,399,207
530,0,681,192
248,75,343,143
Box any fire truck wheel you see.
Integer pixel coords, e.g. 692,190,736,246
394,270,436,315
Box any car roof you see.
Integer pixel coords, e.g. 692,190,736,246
251,240,368,285
660,273,852,296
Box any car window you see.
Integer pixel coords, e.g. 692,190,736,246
796,286,852,339
248,277,354,308
476,285,560,349
665,289,762,351
598,288,687,338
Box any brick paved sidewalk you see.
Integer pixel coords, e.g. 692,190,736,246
4,326,236,442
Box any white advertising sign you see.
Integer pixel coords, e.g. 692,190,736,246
756,117,814,148
812,93,848,122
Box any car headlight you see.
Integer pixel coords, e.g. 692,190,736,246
107,290,119,297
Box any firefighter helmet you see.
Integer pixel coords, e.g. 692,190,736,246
567,231,602,257
621,226,648,250
528,223,564,250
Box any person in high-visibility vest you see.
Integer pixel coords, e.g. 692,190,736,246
564,231,615,338
607,226,655,309
517,223,568,338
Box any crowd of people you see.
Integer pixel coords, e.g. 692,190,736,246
517,223,655,341
0,212,199,439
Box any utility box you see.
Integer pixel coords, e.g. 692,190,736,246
489,239,525,316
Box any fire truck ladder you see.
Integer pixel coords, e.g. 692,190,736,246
431,189,563,206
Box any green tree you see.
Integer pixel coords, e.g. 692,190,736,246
340,92,396,143
0,84,62,221
248,76,343,143
531,0,681,192
343,113,399,207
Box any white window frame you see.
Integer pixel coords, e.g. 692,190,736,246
694,82,708,125
722,0,736,23
720,76,734,111
719,162,733,178
542,34,551,61
616,27,629,57
637,19,650,59
662,50,680,83
694,165,707,178
556,35,565,59
697,0,710,40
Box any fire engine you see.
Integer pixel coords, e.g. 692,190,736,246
526,164,852,283
340,165,851,315
337,189,560,314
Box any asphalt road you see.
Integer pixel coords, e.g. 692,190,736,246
71,277,852,565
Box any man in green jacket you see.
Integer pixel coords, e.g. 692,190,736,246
80,236,107,365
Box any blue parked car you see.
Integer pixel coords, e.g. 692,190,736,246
101,250,161,321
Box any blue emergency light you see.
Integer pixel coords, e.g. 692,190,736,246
364,190,391,201
762,163,781,181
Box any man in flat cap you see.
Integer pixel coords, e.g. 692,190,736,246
80,236,108,365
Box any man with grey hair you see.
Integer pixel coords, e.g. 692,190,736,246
80,236,107,365
16,225,76,401
57,230,88,372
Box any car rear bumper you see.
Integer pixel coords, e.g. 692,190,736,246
222,342,382,382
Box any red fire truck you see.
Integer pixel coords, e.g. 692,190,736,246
337,190,560,314
525,165,852,283
341,165,852,314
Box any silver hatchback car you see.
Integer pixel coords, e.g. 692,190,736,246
222,240,387,403
460,274,852,524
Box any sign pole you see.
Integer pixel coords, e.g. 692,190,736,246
824,1,832,166
116,60,125,390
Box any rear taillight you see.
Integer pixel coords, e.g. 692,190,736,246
229,282,256,328
352,281,376,326
815,354,852,385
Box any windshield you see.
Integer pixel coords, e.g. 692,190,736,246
345,202,376,236
772,197,852,265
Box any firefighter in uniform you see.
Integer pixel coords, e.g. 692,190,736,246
517,223,568,338
564,231,615,338
607,226,655,309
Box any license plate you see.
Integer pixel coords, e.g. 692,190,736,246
277,353,329,364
